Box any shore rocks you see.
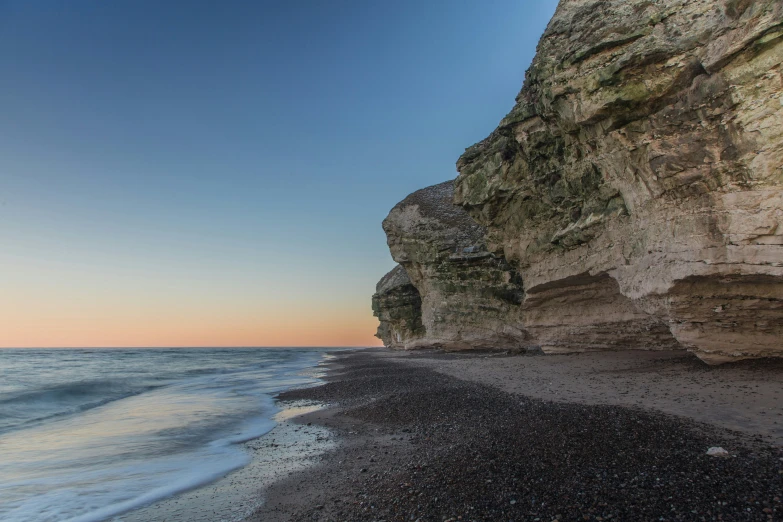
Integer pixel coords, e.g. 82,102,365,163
373,0,783,363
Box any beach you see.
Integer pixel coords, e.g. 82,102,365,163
5,2,782,522
248,348,783,521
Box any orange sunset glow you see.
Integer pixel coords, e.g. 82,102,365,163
0,257,386,348
0,303,383,348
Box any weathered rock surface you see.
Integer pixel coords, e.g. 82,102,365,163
452,0,783,363
372,0,782,363
371,265,425,348
380,181,528,351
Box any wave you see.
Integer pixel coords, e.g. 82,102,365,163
0,379,161,435
0,347,330,522
3,442,254,522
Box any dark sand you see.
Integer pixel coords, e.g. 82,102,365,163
408,350,783,446
249,349,783,522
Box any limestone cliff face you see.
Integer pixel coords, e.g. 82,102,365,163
371,265,425,348
372,0,782,363
381,181,528,351
454,0,783,363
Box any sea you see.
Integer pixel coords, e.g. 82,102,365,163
0,347,334,522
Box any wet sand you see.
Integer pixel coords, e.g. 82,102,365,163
249,349,783,522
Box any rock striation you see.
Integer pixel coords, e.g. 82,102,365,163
373,0,783,363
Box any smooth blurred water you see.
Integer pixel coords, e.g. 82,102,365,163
0,348,332,522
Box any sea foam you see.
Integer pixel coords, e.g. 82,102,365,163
0,348,328,522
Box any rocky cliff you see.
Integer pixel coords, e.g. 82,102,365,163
380,181,528,351
374,0,783,363
371,265,425,349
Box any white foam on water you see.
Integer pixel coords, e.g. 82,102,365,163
0,348,330,522
7,447,250,522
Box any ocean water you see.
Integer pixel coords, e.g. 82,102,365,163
0,347,333,522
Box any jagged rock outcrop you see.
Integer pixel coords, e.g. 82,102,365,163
372,265,425,348
454,0,783,363
381,181,528,351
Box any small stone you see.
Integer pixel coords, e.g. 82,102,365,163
706,447,730,457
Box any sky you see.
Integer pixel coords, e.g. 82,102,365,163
0,0,559,348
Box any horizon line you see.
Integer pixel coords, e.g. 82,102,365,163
0,345,377,349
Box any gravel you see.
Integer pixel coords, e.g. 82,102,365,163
264,351,783,521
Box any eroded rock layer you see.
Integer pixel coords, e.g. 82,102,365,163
381,181,528,351
523,273,680,354
454,0,783,363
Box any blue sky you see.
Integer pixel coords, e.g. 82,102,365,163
0,0,559,346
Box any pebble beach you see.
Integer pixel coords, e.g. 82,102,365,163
250,349,783,522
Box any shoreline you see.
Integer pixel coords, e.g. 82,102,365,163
119,400,338,522
249,348,783,521
119,402,335,522
116,350,344,522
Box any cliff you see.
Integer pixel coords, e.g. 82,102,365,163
371,265,425,348
381,181,527,351
374,0,783,363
